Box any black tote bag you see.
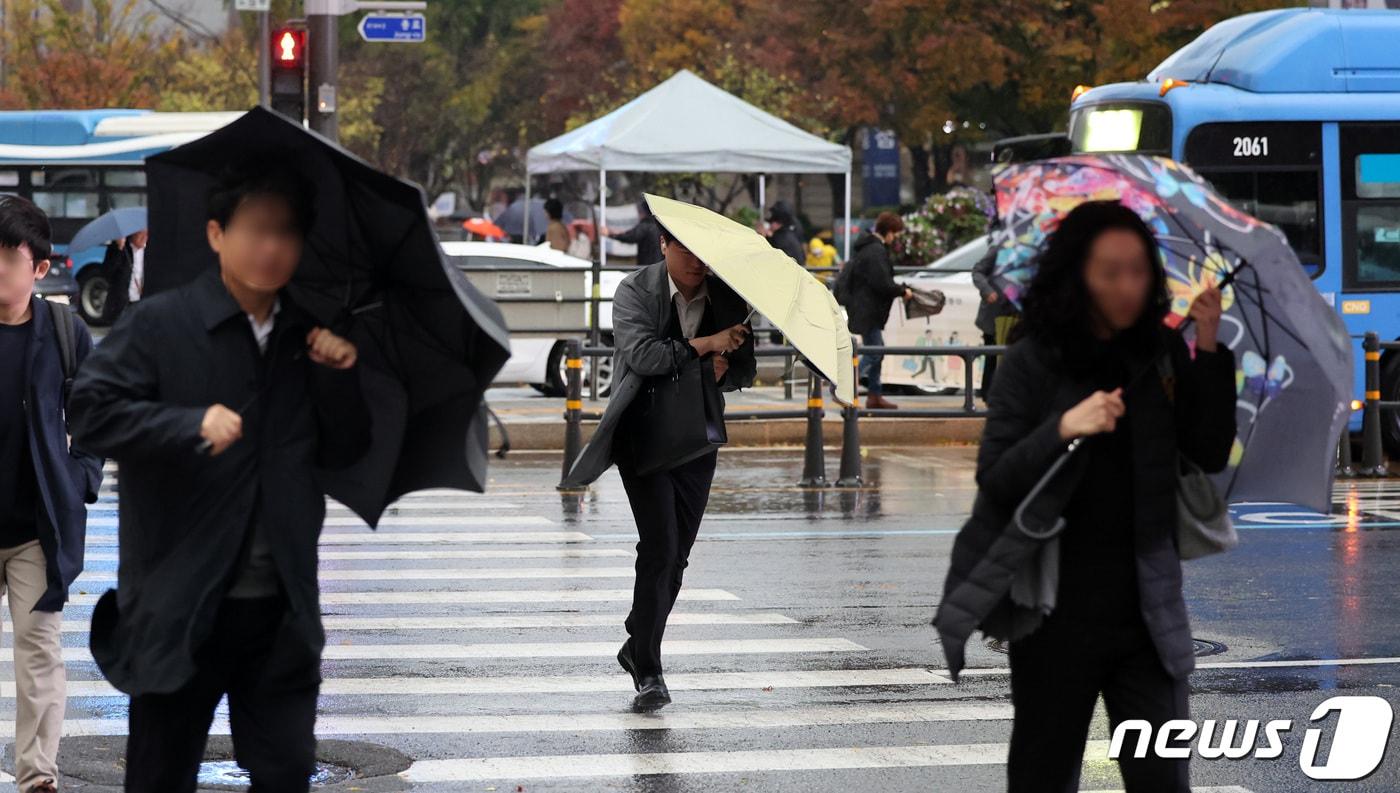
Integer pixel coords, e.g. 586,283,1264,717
631,356,727,476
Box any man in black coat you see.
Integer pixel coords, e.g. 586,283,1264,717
562,226,754,711
970,244,1017,397
764,201,805,265
68,162,372,792
605,200,663,265
0,195,102,793
839,211,911,409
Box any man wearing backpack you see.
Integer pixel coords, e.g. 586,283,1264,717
0,195,103,793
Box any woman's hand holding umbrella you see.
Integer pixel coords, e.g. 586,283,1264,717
1189,285,1223,352
307,327,357,369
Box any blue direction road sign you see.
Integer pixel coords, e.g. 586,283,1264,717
358,13,426,43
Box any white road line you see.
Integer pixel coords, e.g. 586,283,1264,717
317,638,864,661
15,668,952,698
58,638,856,663
76,567,638,584
0,703,1007,737
330,501,523,512
957,655,1400,677
317,531,593,545
85,515,555,529
59,587,737,607
80,549,632,562
400,741,1117,781
81,531,595,546
0,612,798,635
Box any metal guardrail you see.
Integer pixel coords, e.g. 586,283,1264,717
556,337,1007,489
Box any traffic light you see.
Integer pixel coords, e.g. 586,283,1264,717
269,27,307,123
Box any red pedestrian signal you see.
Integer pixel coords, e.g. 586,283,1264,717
273,28,305,67
269,26,307,124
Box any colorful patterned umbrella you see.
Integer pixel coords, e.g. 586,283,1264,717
989,154,1351,512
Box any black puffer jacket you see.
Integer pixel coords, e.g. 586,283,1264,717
840,232,906,335
933,330,1236,681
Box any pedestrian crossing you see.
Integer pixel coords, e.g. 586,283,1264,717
49,464,1256,792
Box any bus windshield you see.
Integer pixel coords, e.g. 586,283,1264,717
1067,102,1171,154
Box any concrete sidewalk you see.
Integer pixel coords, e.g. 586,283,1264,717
486,386,985,450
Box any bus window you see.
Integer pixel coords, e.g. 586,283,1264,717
0,172,18,188
1185,122,1324,278
1068,102,1171,154
1342,124,1400,291
103,169,145,188
33,190,99,219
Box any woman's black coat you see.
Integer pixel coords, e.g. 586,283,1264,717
934,331,1236,681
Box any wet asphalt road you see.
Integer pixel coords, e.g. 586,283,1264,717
22,446,1400,792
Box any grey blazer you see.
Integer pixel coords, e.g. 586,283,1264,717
562,261,755,487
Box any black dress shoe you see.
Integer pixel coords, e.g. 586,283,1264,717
632,674,672,711
618,641,641,692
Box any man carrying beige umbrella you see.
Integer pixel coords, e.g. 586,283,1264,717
562,223,754,711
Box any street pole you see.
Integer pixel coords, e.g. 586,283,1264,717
258,9,270,108
306,7,338,140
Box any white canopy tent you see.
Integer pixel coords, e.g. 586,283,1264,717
523,69,853,267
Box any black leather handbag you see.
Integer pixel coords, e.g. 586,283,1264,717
631,356,727,476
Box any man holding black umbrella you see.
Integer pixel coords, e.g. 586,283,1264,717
68,161,372,791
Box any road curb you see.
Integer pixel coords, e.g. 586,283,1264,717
492,417,984,451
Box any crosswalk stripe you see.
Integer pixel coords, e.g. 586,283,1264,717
0,703,1009,737
56,638,856,663
59,588,737,607
0,611,798,635
400,741,1117,781
76,566,638,584
79,549,634,562
23,668,951,698
85,515,556,529
80,531,596,546
317,531,593,544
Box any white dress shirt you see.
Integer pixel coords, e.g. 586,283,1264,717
667,273,709,339
128,245,145,302
247,299,282,354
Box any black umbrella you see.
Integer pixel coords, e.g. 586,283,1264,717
145,107,511,525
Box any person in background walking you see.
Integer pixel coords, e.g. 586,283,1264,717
604,199,663,265
0,195,102,793
98,237,131,324
971,246,1017,399
544,198,570,252
560,224,755,711
941,201,1235,793
763,201,805,265
841,211,911,410
68,160,372,792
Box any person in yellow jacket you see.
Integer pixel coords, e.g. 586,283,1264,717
805,236,839,278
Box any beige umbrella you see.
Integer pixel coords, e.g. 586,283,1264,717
645,193,855,404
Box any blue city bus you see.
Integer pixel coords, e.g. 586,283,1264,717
0,109,239,322
1069,7,1400,453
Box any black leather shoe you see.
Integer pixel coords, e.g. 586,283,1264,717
618,641,641,692
632,674,672,711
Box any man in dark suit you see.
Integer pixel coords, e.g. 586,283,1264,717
562,225,755,711
69,161,372,791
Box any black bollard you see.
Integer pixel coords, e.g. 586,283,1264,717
1337,428,1356,478
557,338,585,489
1360,332,1387,477
836,352,863,487
798,368,827,488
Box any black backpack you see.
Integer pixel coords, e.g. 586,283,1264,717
46,299,77,414
832,260,855,306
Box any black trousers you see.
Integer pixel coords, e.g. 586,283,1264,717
980,332,998,398
1007,611,1190,793
618,450,718,675
125,597,319,793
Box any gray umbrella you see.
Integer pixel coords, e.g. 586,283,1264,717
67,207,147,252
493,197,549,241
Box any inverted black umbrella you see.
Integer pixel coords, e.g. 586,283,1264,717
145,106,511,525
